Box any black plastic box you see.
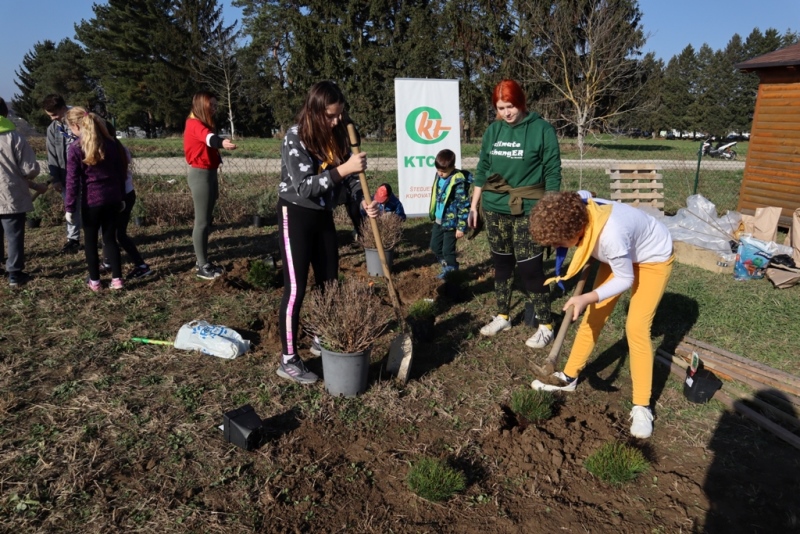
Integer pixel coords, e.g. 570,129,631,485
222,404,264,450
683,368,722,404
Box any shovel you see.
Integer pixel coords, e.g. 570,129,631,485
346,122,414,384
532,261,594,378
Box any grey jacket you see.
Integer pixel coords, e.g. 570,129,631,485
0,117,40,215
46,118,75,186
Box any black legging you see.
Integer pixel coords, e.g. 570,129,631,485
83,203,122,280
277,198,338,356
102,190,145,267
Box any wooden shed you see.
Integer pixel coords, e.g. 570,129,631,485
736,43,800,227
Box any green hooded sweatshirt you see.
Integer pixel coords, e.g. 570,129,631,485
474,111,561,215
0,116,16,134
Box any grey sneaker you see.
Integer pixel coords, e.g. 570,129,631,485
196,263,223,280
277,356,319,384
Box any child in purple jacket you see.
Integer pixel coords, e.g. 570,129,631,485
64,107,127,291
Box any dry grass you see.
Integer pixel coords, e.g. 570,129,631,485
1,187,799,532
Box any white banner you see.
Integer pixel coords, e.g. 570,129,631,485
395,79,461,217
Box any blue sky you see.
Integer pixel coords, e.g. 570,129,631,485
1,1,799,104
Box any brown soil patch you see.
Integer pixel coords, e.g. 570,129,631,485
2,221,799,533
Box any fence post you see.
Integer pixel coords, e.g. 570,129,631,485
693,142,703,195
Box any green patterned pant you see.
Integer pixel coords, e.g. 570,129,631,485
484,210,551,325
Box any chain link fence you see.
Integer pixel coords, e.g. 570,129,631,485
31,139,742,226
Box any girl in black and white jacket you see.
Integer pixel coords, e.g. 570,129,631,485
275,81,372,385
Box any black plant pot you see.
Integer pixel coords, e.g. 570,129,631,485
133,216,146,227
26,217,41,229
409,317,435,342
252,215,264,228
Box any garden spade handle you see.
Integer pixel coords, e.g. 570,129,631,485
545,261,593,369
346,122,404,323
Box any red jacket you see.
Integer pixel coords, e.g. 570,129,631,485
183,117,221,170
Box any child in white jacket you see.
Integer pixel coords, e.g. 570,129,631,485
0,98,47,287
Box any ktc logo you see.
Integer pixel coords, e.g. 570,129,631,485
405,107,451,144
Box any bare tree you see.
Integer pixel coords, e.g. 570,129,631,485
195,24,242,138
512,0,648,154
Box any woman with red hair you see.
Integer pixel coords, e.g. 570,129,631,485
467,79,562,349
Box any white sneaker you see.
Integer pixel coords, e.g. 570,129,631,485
525,324,554,349
531,371,578,392
479,315,512,336
309,335,321,356
629,405,654,439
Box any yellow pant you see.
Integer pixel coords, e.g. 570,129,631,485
564,255,674,406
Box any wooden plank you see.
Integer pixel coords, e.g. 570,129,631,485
608,182,664,190
605,164,662,172
609,192,665,201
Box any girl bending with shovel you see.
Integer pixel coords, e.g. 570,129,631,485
529,192,674,439
276,81,376,384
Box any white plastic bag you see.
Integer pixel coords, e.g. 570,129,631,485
174,320,250,359
662,195,742,256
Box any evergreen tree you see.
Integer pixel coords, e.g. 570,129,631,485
659,46,698,136
75,0,195,133
12,39,97,132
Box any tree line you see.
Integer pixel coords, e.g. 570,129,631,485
12,0,798,144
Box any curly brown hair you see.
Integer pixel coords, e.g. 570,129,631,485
529,192,588,246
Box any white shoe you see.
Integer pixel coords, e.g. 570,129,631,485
479,315,512,336
525,323,554,349
629,405,654,439
309,335,321,357
531,371,577,392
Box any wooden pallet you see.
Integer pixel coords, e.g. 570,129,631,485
607,164,664,210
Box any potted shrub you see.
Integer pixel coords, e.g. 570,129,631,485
358,213,404,276
407,299,436,342
303,277,391,396
131,197,147,226
252,188,277,228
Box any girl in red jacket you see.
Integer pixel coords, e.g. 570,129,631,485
183,91,237,280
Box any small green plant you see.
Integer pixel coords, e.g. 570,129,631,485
510,388,555,422
407,299,436,321
255,188,277,218
131,197,147,218
30,192,51,221
406,456,466,502
248,258,278,289
584,441,650,486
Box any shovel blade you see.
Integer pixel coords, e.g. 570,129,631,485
386,333,413,384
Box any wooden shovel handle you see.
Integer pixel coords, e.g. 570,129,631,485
545,261,593,367
346,122,404,324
